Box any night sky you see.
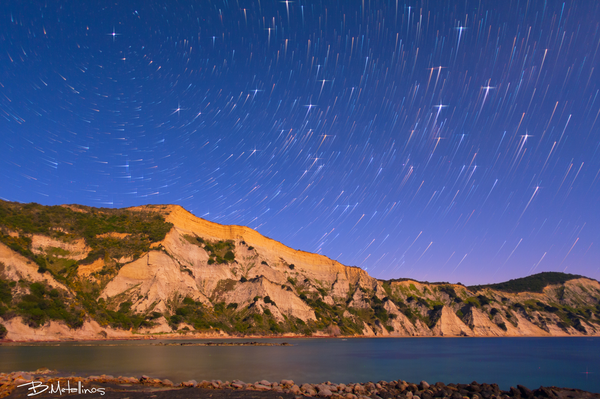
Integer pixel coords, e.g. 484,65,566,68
1,1,599,285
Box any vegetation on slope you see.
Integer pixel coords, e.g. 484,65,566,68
184,235,236,265
468,272,586,293
166,296,317,336
0,277,85,329
0,200,172,269
0,200,173,331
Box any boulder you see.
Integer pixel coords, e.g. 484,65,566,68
518,384,533,398
289,384,301,394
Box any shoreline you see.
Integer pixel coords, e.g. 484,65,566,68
1,370,599,399
3,333,600,344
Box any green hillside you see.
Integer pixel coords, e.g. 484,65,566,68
468,272,586,293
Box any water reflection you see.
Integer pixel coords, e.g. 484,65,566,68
1,338,598,393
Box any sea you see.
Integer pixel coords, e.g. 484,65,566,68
1,337,599,393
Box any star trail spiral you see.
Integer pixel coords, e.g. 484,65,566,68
1,1,599,284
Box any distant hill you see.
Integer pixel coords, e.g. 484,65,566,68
0,200,599,341
468,272,588,293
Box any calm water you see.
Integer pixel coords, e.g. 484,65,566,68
1,338,599,393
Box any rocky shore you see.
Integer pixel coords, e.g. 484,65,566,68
1,370,598,399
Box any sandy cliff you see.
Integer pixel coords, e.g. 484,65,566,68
1,201,599,340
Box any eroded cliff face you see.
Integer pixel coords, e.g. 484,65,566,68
1,202,599,340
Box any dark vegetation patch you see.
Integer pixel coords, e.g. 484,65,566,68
202,240,236,265
16,282,84,328
468,272,586,293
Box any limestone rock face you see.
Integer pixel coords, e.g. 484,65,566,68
143,205,369,291
30,234,90,260
463,307,506,337
431,307,473,337
101,250,210,313
218,277,316,322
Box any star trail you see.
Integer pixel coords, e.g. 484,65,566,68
1,1,599,285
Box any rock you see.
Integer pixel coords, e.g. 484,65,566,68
162,379,174,386
450,392,463,399
405,392,413,399
199,380,212,388
420,380,430,390
231,383,245,389
281,379,295,386
480,390,492,399
533,387,557,398
182,379,198,387
259,379,271,386
353,384,366,394
470,383,481,392
517,384,533,398
254,384,271,390
316,384,328,392
397,381,408,391
509,386,522,397
319,388,333,397
16,373,33,381
301,383,314,392
289,384,301,394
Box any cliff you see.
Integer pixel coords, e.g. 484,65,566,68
0,200,599,340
